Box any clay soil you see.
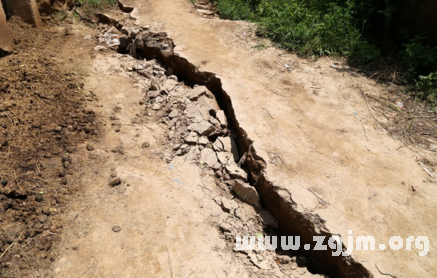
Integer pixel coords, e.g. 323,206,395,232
0,18,98,277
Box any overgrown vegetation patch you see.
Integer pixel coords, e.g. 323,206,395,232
211,0,437,106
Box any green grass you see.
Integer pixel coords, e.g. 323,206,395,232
212,0,437,107
77,0,117,9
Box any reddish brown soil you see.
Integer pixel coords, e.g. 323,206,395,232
0,18,97,277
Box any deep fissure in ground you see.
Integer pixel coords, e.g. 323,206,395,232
107,13,373,278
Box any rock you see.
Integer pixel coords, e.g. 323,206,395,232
185,103,210,123
232,180,260,208
225,163,247,181
198,95,219,113
1,180,8,186
35,194,43,202
201,147,219,168
219,222,233,233
109,177,122,187
209,116,220,127
216,137,239,161
198,136,209,145
430,145,437,152
213,138,224,151
214,196,238,213
60,177,68,185
216,110,228,127
167,118,178,128
173,144,181,151
54,126,62,133
188,120,215,136
142,142,150,148
217,152,231,165
297,256,308,267
152,103,162,110
188,85,209,101
168,109,179,118
197,9,214,16
179,144,190,155
258,211,278,228
94,45,107,51
86,144,94,151
112,226,122,233
277,255,292,264
184,131,198,144
162,79,178,92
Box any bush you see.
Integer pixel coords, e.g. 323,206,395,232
257,1,363,56
215,0,254,20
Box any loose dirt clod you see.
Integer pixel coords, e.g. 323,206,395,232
112,226,122,232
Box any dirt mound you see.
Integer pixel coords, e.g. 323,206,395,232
0,18,97,276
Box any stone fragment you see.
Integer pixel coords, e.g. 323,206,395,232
185,103,209,123
209,116,220,127
162,78,178,92
217,137,239,161
200,147,218,168
188,85,208,101
219,222,233,233
167,118,178,128
142,142,150,148
213,138,224,151
232,180,261,208
112,226,121,233
198,136,209,145
168,109,179,118
109,177,122,187
152,103,162,110
276,255,292,264
217,152,231,165
221,198,238,212
216,110,228,127
225,163,247,181
188,120,215,136
184,131,198,144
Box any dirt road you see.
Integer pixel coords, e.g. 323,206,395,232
1,1,436,277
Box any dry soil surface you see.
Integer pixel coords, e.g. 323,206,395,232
1,1,437,278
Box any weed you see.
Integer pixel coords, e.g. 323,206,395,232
253,42,268,50
76,0,117,10
415,72,437,104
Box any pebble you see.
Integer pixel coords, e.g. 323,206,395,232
1,180,8,186
142,142,150,148
109,177,122,186
112,226,122,233
86,144,95,151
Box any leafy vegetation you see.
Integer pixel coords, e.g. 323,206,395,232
212,0,437,106
76,0,116,9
